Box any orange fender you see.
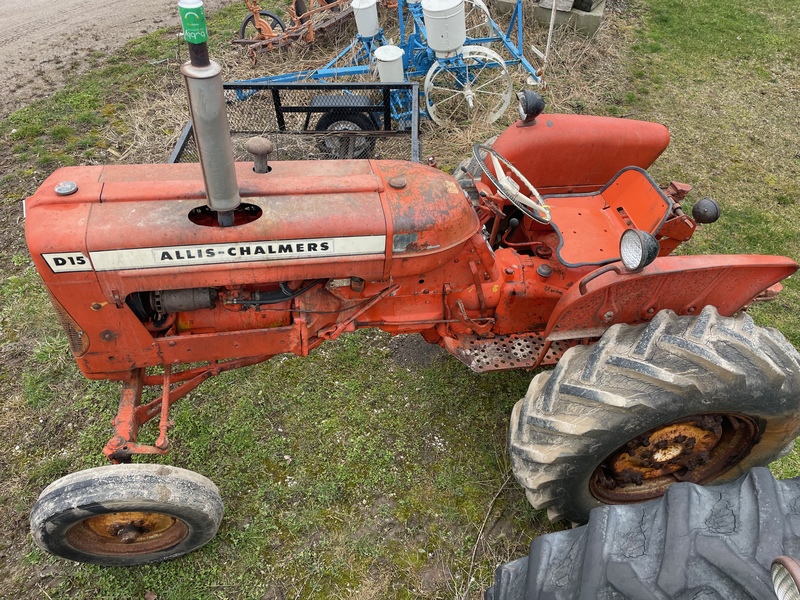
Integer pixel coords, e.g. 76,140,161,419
544,255,798,341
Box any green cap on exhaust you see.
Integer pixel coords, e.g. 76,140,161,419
178,0,208,44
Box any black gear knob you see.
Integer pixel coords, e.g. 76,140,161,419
692,198,721,224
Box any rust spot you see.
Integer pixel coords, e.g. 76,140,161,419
590,413,759,504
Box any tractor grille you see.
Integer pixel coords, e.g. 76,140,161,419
47,292,89,357
170,82,420,164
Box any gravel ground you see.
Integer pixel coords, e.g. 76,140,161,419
0,0,235,119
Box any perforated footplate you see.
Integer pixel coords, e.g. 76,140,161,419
444,333,578,372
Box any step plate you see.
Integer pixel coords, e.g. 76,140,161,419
444,333,581,372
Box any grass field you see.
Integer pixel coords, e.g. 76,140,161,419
1,0,799,597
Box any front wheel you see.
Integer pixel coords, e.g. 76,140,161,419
30,464,224,565
510,306,800,523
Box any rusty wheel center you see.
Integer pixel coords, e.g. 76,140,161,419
590,413,759,504
66,511,189,555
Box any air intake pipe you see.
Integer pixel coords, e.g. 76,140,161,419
178,0,240,227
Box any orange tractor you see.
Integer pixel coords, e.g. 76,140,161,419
25,22,800,566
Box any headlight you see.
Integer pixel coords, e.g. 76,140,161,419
619,229,659,271
516,90,545,124
772,557,800,600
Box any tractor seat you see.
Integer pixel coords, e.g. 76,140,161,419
545,166,673,267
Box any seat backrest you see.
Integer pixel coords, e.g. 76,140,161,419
489,114,671,195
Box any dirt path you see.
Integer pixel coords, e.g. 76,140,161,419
0,0,234,119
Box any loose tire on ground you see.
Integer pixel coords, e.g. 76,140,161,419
487,467,800,599
510,306,800,523
30,464,224,566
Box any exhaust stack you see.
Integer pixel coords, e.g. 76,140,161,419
178,0,240,227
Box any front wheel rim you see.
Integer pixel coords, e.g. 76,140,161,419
65,510,190,556
590,413,760,503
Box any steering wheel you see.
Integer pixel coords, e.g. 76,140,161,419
472,144,552,224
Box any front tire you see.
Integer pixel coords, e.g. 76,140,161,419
30,464,224,565
510,306,800,523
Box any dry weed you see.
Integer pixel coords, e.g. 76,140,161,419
115,2,630,167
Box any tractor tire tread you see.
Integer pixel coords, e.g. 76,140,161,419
486,467,798,600
509,306,800,523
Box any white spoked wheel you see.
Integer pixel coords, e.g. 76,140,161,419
464,0,493,45
424,45,513,126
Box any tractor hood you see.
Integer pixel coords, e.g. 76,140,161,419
25,159,480,302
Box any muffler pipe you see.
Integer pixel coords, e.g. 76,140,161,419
178,0,240,227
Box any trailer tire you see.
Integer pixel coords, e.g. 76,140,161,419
315,111,377,159
487,467,800,599
30,464,224,566
510,306,800,524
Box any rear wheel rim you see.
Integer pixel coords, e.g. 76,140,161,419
590,413,760,503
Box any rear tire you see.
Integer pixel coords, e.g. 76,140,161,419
30,464,224,565
510,306,800,523
294,0,310,24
